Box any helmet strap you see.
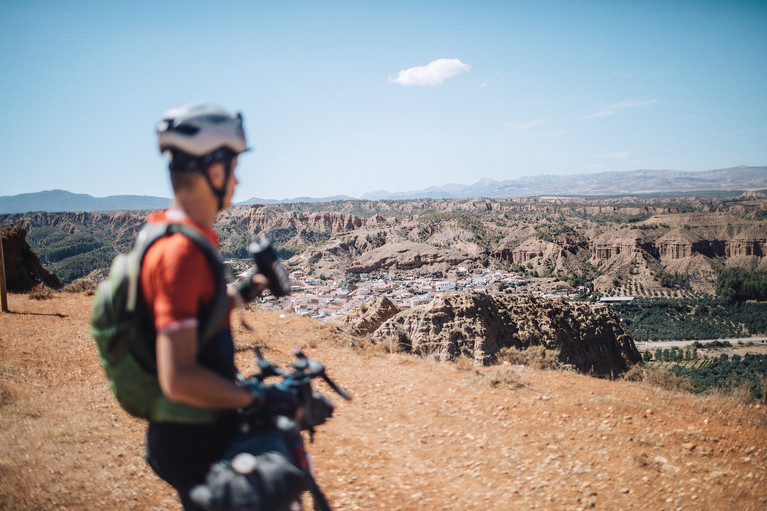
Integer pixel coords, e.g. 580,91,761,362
202,157,233,212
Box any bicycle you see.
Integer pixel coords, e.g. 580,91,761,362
191,348,351,511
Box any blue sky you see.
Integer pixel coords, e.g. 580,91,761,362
1,0,765,202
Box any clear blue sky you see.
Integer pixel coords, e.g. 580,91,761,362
1,0,765,202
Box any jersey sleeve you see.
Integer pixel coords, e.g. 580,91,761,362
141,233,217,333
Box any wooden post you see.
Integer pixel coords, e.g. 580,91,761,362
0,233,8,312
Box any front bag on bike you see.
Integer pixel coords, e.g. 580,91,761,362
190,426,313,511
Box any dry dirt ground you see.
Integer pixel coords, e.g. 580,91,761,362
1,292,766,511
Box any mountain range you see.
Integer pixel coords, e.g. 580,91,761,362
1,166,765,213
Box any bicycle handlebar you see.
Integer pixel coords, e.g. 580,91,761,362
252,348,352,401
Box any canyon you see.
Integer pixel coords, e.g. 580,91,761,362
2,192,766,298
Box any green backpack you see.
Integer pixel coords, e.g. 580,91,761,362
91,222,228,423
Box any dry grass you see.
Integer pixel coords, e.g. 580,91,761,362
624,364,767,407
480,363,528,390
497,345,563,370
621,364,694,392
369,336,404,355
451,354,528,389
704,378,766,407
454,354,476,371
62,278,97,295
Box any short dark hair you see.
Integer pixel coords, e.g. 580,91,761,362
169,168,203,192
165,149,206,192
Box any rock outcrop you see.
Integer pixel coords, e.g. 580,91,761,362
1,224,61,292
346,241,473,274
334,296,401,336
369,291,641,376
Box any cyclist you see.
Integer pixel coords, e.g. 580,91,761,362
143,103,270,510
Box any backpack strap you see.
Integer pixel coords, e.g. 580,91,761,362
133,222,229,346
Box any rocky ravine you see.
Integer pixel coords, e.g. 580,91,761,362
340,291,641,377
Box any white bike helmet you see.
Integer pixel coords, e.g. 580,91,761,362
156,103,249,209
156,103,248,162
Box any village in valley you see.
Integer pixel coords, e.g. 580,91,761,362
253,266,584,320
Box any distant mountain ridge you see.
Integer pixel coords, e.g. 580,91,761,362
360,166,767,200
0,190,172,214
1,166,764,213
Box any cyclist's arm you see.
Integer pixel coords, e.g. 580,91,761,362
156,326,253,410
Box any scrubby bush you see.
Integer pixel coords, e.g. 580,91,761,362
28,283,54,300
62,279,97,295
497,345,564,370
482,365,527,390
622,365,693,392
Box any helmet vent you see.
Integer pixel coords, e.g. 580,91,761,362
173,124,199,135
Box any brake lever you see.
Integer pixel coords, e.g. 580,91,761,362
253,347,285,378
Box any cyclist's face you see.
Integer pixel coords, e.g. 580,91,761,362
223,157,239,210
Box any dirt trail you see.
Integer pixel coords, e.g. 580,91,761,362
1,293,766,510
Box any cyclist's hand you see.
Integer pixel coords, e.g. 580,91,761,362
237,271,269,302
262,385,300,419
242,377,266,406
299,391,334,430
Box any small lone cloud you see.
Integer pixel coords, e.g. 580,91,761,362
389,58,471,86
581,99,658,119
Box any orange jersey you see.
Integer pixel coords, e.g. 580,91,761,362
140,210,225,334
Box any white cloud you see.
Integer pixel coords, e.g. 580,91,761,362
389,58,471,86
581,99,658,119
505,117,549,130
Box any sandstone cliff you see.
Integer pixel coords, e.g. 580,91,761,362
368,291,641,376
1,224,61,292
586,213,767,294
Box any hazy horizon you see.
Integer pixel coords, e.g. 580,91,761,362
3,166,764,212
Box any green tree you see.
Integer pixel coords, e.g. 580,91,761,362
716,268,767,303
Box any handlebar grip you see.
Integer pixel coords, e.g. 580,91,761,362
322,375,352,401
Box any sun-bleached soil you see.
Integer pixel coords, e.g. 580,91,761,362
1,292,766,510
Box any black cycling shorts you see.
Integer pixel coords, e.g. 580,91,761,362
146,415,238,510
